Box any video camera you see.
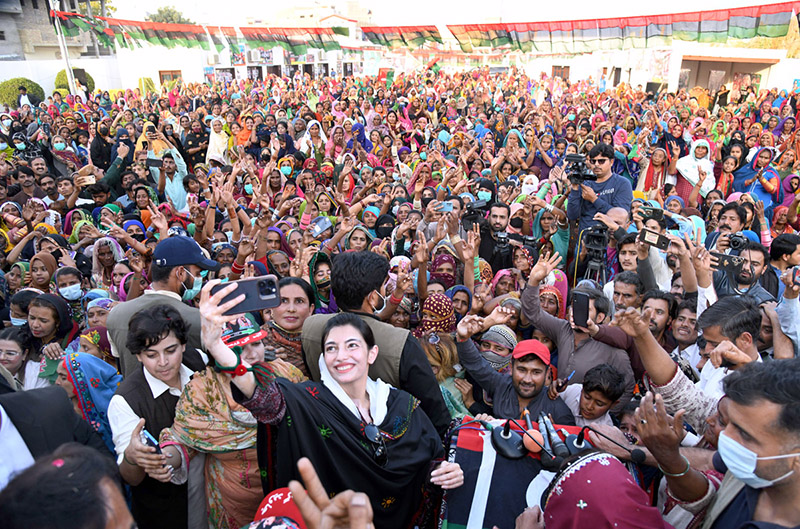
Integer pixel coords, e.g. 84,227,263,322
564,153,597,186
461,199,489,232
727,232,749,251
582,223,609,284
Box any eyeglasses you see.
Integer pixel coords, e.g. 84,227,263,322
0,350,21,359
364,423,388,467
587,158,610,165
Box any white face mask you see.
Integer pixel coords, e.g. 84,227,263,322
59,283,83,301
718,431,800,489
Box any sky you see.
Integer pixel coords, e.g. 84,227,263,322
113,0,786,27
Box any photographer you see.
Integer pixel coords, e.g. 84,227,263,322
711,240,774,304
566,143,633,231
478,202,513,272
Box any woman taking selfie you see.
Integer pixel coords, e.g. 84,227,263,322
198,281,464,529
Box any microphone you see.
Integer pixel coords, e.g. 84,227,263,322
520,410,544,453
509,418,554,459
541,413,570,458
490,420,526,460
566,426,647,464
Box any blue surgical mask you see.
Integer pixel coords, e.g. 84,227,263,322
53,142,66,151
14,143,25,151
1,119,11,128
181,268,203,301
10,317,26,327
0,142,6,151
224,230,233,242
477,190,492,201
244,183,254,195
567,113,576,121
419,152,427,160
717,431,800,489
59,283,83,301
280,166,292,176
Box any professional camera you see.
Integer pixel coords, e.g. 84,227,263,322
461,199,489,232
564,153,597,186
496,231,509,247
728,232,748,251
582,223,609,283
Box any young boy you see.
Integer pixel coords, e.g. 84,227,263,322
549,363,625,427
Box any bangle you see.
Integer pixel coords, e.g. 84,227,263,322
231,261,245,274
123,452,137,467
389,293,404,305
658,455,691,477
545,203,554,212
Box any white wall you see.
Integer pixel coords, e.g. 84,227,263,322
0,56,120,95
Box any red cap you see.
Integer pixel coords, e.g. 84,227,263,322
511,339,551,365
253,487,307,529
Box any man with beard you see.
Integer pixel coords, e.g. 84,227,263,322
478,202,513,272
761,233,800,301
38,173,61,207
455,311,574,424
611,271,644,310
641,290,677,351
713,241,774,304
705,202,747,251
671,299,701,378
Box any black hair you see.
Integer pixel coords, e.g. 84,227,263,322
0,326,31,357
278,276,314,305
331,251,390,311
724,359,800,434
0,443,122,529
445,194,464,209
182,175,200,190
321,312,376,350
149,261,180,283
54,266,81,283
614,271,644,295
582,363,626,402
719,202,747,226
618,232,639,249
697,295,761,341
742,240,769,266
10,289,39,312
618,398,642,420
769,233,800,262
642,289,678,320
571,287,611,320
644,215,668,231
126,304,189,355
161,152,175,161
588,142,614,160
489,202,510,215
677,298,697,315
86,182,111,196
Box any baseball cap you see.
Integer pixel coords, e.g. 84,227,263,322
222,313,267,348
252,487,307,529
511,339,551,365
152,235,220,271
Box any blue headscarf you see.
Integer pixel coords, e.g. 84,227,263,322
63,352,122,453
347,123,373,152
445,285,472,322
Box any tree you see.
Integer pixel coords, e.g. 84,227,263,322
146,6,194,25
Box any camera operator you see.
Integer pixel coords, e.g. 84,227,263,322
566,144,633,231
704,202,747,252
478,202,514,272
711,241,774,303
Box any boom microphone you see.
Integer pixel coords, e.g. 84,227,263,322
566,426,647,464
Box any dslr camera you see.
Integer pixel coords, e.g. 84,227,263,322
564,153,597,186
727,232,748,251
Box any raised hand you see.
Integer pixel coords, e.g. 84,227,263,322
457,314,485,342
611,307,653,338
710,340,754,370
528,251,562,286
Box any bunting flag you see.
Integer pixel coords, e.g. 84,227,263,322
447,1,800,53
240,26,340,54
361,25,443,48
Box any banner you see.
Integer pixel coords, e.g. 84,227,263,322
447,1,800,53
361,25,442,48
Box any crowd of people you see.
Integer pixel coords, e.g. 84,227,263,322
1,66,800,529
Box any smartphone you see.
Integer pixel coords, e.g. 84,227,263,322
146,158,162,168
50,249,63,261
140,429,162,454
309,217,333,238
639,205,664,221
439,201,453,212
210,275,281,316
639,228,670,251
221,165,233,174
572,291,590,328
793,266,800,287
710,252,745,274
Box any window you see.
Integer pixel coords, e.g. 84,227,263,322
159,70,182,84
0,31,5,41
552,66,570,80
31,0,38,9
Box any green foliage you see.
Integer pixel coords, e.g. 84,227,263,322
54,69,96,93
0,77,45,109
145,6,194,25
138,77,156,95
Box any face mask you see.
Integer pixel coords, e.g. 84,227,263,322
181,268,203,301
59,283,83,301
567,114,576,121
224,231,234,242
477,190,492,202
522,184,537,195
10,317,26,327
0,143,6,150
53,142,66,151
244,183,254,195
316,278,331,290
371,291,386,315
717,431,800,489
392,172,401,181
510,217,524,229
14,143,25,151
419,152,427,160
1,119,11,128
280,166,292,176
